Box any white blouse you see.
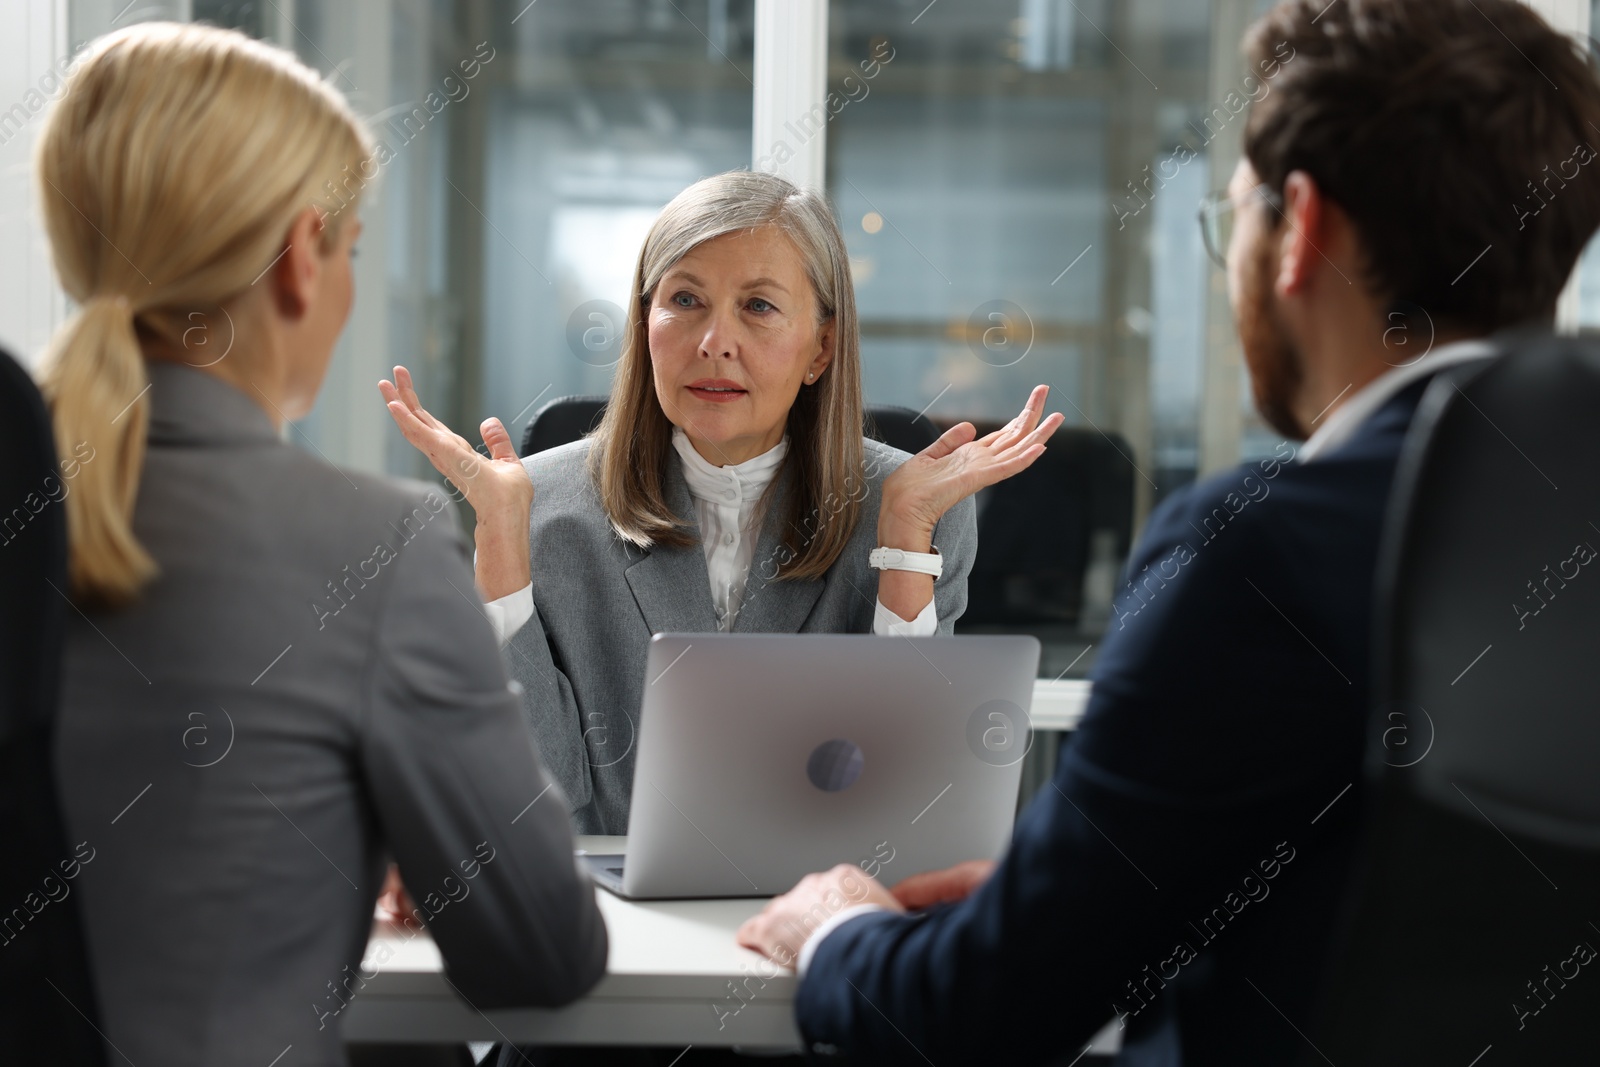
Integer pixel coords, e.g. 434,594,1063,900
483,429,937,645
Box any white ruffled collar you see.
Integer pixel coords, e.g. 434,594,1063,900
670,426,788,508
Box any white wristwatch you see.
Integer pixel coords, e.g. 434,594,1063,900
869,545,943,578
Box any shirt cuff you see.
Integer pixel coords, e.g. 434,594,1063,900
483,582,534,647
795,903,890,976
873,596,938,636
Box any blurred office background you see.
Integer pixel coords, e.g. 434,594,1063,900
2,0,1596,682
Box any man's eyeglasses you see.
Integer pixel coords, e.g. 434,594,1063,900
1198,184,1284,268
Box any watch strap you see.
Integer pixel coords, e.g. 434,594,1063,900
869,545,943,578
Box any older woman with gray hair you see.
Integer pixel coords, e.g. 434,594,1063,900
382,170,1062,834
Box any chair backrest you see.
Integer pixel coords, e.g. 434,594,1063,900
957,424,1135,628
0,346,105,1065
515,395,1125,629
863,403,940,456
1306,337,1600,1064
518,395,941,460
519,395,608,458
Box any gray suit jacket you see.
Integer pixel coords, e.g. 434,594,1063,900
53,363,607,1067
505,437,978,835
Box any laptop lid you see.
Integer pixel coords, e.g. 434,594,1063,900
621,633,1040,899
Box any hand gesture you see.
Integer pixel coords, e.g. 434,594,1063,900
378,365,532,515
378,366,533,600
880,385,1065,543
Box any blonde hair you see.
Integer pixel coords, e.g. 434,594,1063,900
591,171,865,581
35,22,373,605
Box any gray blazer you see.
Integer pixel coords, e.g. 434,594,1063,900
53,363,607,1067
505,437,978,836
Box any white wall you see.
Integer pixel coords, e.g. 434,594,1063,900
752,0,828,191
0,0,69,369
1523,0,1591,35
1522,0,1595,332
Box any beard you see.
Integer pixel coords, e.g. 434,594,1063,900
1235,232,1306,441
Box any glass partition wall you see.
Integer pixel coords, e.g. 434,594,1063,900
824,0,1263,680
56,0,1597,680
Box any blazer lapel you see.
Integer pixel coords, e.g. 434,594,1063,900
624,456,721,635
732,461,828,634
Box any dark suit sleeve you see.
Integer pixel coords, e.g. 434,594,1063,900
360,492,607,1008
795,477,1360,1062
931,492,977,634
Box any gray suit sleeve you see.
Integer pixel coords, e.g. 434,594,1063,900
360,493,607,1009
930,492,978,634
502,605,594,816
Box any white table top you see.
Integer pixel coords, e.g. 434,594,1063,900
1030,677,1091,732
346,831,1120,1055
343,837,802,1049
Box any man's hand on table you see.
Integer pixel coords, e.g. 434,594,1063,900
737,858,998,969
889,860,997,909
737,864,902,968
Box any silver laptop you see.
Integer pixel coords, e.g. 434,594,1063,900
579,632,1041,899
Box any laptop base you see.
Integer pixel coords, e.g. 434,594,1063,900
578,853,628,896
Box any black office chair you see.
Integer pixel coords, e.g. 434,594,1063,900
518,395,1130,630
1304,337,1600,1064
518,394,608,458
518,395,940,459
862,403,940,456
956,424,1136,628
0,347,105,1065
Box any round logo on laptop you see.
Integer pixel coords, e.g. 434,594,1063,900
967,699,1033,767
806,738,865,792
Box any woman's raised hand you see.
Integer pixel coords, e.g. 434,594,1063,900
378,365,533,599
880,384,1066,544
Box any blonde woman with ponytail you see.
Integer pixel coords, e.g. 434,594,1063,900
42,24,604,1066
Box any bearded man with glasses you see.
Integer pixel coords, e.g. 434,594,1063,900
740,1,1600,1063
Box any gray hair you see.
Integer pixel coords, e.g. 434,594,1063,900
591,170,868,581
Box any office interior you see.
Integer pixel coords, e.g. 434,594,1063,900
4,0,1599,1064
11,0,1600,677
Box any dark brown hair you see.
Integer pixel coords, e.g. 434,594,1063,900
1243,0,1600,332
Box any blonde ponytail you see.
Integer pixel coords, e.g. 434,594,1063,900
40,296,154,602
35,22,373,605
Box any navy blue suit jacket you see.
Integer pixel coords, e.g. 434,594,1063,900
795,380,1437,1065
